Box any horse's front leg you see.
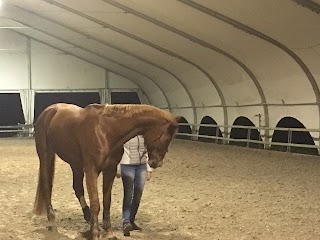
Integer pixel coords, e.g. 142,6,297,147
102,167,117,240
85,166,100,240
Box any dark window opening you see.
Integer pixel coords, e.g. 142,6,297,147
176,117,192,140
0,93,25,137
111,92,141,104
271,117,318,155
34,92,100,122
229,116,263,149
198,116,223,143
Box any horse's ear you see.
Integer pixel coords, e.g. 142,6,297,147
166,116,182,134
175,116,182,123
167,122,179,134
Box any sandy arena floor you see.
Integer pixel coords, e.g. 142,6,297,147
1,138,320,240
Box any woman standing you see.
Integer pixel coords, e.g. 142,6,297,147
117,135,153,237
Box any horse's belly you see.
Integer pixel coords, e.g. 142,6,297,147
55,149,83,166
51,137,82,165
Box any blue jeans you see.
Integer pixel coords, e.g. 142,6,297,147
121,164,147,224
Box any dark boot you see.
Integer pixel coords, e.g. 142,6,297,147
123,223,133,236
131,222,142,231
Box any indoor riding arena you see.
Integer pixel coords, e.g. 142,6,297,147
0,1,320,240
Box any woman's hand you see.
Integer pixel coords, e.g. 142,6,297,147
146,171,152,181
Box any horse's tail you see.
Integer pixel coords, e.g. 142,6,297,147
33,106,58,215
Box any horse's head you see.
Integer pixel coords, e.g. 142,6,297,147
143,116,180,168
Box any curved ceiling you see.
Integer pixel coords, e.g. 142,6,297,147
0,0,319,128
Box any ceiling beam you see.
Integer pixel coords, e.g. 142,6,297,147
292,0,320,14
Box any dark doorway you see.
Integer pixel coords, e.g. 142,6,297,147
34,92,100,122
229,116,263,149
0,93,25,137
176,117,192,140
111,92,141,104
271,117,318,155
198,116,223,143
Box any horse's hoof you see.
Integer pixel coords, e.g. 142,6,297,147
91,228,100,240
108,236,118,240
101,220,111,231
82,206,91,223
91,234,99,240
47,225,57,232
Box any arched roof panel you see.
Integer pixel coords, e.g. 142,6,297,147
113,0,317,104
1,0,319,132
80,28,222,106
88,0,262,105
6,0,223,116
3,5,192,109
191,0,320,103
194,0,319,48
28,37,169,106
4,2,197,109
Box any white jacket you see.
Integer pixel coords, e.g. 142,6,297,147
118,135,153,172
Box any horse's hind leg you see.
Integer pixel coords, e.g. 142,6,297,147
70,165,91,223
34,148,57,231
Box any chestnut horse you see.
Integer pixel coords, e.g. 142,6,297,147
33,103,179,240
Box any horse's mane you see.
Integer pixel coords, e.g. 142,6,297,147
102,104,174,121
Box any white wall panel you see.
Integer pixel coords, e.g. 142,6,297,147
227,106,265,128
272,106,319,130
31,41,105,89
268,105,319,139
0,30,28,89
108,72,138,89
196,107,225,125
108,74,168,108
172,108,194,124
295,46,320,97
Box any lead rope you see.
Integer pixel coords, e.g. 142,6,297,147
138,136,147,163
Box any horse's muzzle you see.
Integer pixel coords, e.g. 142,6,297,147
148,160,163,169
148,161,158,169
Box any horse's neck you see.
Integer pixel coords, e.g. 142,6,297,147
108,114,164,151
135,113,165,127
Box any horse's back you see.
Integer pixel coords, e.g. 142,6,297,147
35,103,82,131
37,103,83,119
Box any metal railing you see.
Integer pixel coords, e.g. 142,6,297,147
176,123,320,154
0,124,34,137
1,123,319,155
